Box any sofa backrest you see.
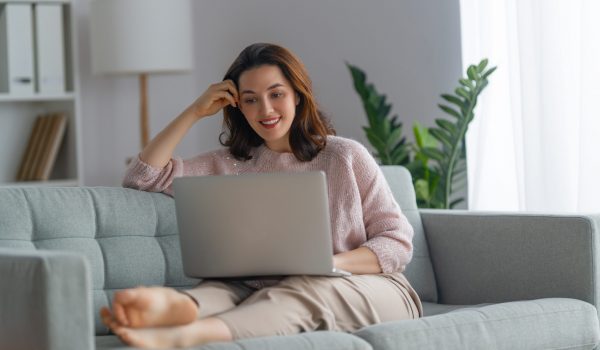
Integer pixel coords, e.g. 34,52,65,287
0,166,437,335
380,166,438,303
0,187,200,335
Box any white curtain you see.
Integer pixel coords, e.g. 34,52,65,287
460,0,600,212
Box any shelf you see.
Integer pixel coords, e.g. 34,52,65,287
0,178,79,188
0,0,82,186
0,93,75,102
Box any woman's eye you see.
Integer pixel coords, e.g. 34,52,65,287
244,98,256,104
272,92,283,98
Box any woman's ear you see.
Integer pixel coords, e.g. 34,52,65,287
295,93,300,106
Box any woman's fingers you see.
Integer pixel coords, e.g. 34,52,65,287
191,80,240,118
213,90,237,108
224,80,240,103
220,79,238,96
212,80,239,105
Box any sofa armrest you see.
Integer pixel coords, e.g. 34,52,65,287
420,210,600,307
0,248,94,350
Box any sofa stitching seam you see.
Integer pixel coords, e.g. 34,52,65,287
89,190,108,292
547,341,599,350
21,189,35,245
149,194,169,285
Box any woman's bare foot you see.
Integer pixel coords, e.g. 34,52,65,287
107,286,199,328
101,309,232,349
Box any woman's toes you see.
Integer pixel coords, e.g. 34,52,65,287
114,288,136,304
100,307,128,335
113,302,130,326
100,307,114,327
100,307,110,319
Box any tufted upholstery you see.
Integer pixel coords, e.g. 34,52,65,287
0,187,200,335
0,168,436,335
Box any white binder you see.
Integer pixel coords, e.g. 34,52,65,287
0,4,35,95
34,4,65,94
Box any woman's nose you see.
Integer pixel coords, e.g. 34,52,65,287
259,98,274,115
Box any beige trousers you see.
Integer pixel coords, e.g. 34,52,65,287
183,273,422,340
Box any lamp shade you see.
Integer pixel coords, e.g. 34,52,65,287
90,0,193,75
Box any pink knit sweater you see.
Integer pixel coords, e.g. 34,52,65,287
122,136,414,274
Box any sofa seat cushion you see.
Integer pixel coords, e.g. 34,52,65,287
96,331,372,350
422,302,493,316
354,298,600,350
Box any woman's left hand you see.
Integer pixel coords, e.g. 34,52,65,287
333,247,382,275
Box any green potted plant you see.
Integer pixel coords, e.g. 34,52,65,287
347,59,496,209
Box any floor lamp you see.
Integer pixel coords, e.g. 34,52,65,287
90,0,193,151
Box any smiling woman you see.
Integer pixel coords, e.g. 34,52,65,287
220,43,335,160
233,66,300,152
108,43,422,349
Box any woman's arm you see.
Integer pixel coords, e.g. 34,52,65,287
348,140,415,274
139,107,201,168
123,81,240,194
333,247,382,274
141,80,239,168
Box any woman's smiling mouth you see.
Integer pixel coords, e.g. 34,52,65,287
259,117,281,129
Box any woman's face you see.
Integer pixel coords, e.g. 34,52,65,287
237,64,299,153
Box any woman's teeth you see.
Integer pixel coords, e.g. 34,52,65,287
260,118,280,125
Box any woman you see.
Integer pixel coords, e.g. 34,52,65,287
102,43,422,349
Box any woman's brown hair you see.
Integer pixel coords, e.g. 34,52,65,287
219,43,335,161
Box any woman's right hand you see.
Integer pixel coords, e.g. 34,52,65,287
136,80,240,169
188,80,240,120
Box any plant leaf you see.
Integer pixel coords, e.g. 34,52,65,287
421,147,445,162
392,149,409,164
413,122,438,149
435,119,457,134
467,65,478,80
455,87,470,100
415,179,430,202
441,94,466,109
482,66,497,80
477,59,489,73
429,129,453,149
438,104,462,119
459,79,474,89
386,127,403,148
364,129,387,155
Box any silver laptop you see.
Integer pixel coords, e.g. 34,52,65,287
172,171,351,279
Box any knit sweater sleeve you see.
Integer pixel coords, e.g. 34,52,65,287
122,152,216,197
349,141,415,273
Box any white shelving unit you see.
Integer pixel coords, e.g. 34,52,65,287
0,0,83,187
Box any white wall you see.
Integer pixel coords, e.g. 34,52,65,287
75,0,462,187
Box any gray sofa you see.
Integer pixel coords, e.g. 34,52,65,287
1,166,599,350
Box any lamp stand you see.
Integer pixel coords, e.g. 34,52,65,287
140,73,150,149
125,74,150,166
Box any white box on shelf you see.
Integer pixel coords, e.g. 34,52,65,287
0,3,35,96
34,3,65,94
